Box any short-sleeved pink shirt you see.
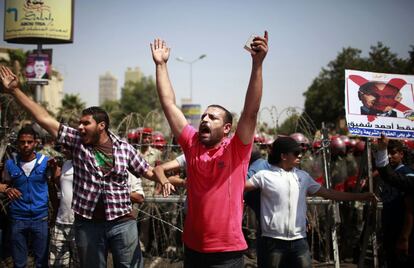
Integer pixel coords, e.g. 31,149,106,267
178,125,252,253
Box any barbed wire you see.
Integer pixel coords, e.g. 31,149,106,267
137,206,183,233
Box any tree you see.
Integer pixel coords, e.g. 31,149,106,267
367,42,407,73
406,45,414,74
303,43,412,128
57,94,86,126
277,113,301,136
101,99,123,129
0,49,32,128
120,77,161,116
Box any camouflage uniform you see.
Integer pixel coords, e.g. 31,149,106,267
140,146,162,196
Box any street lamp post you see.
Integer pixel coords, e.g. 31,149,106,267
176,54,206,102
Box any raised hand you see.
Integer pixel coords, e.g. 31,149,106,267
150,38,170,65
250,31,269,64
0,66,19,92
377,134,389,151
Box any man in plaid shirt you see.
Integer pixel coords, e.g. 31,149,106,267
0,66,174,268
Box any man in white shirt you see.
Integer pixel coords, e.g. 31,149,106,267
245,136,376,268
49,144,79,267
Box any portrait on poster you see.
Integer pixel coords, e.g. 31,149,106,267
25,53,51,84
345,70,414,139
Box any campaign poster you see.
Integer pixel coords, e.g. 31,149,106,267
345,69,414,139
25,52,51,84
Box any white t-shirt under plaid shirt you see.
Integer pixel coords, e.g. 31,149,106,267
57,124,149,220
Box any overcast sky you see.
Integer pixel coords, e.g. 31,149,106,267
1,0,413,127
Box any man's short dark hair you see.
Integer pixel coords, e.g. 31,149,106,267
208,104,233,125
17,125,37,140
268,136,301,165
249,145,262,165
268,146,282,165
388,140,404,153
82,106,110,131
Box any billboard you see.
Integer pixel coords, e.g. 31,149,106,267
182,104,201,129
345,69,414,139
4,0,74,44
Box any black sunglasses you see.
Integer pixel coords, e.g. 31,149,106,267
286,150,302,157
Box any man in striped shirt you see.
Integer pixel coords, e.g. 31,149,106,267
0,66,174,268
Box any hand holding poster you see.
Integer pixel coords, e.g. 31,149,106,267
345,70,414,139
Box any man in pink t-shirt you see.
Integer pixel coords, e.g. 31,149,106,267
151,32,268,267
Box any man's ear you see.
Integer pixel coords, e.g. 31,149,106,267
223,123,232,135
98,121,106,131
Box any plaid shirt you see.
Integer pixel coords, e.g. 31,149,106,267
57,124,149,220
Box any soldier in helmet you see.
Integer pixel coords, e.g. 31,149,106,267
152,131,167,152
290,133,314,177
330,136,348,190
136,128,163,257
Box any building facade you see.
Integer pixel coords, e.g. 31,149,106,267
99,72,118,105
124,67,142,85
41,69,64,114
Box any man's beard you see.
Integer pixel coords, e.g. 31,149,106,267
91,130,101,145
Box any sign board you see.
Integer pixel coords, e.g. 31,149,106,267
4,0,74,44
182,104,201,129
345,70,414,139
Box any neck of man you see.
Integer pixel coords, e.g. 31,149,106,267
97,131,110,146
277,161,294,172
20,152,36,162
204,136,227,149
140,145,149,154
390,161,402,169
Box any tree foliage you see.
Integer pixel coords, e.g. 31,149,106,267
120,77,161,116
0,49,33,128
101,99,123,129
277,113,301,136
57,94,86,126
303,43,414,128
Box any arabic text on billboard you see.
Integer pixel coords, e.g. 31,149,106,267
4,0,73,44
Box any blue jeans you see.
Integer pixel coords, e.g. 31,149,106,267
261,237,312,268
74,218,140,268
10,218,49,268
184,246,244,268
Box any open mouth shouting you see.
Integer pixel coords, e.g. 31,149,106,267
199,123,211,139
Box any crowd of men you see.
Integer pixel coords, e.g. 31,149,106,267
0,31,412,268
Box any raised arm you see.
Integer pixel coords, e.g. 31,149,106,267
151,39,188,139
0,66,60,137
236,31,269,144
